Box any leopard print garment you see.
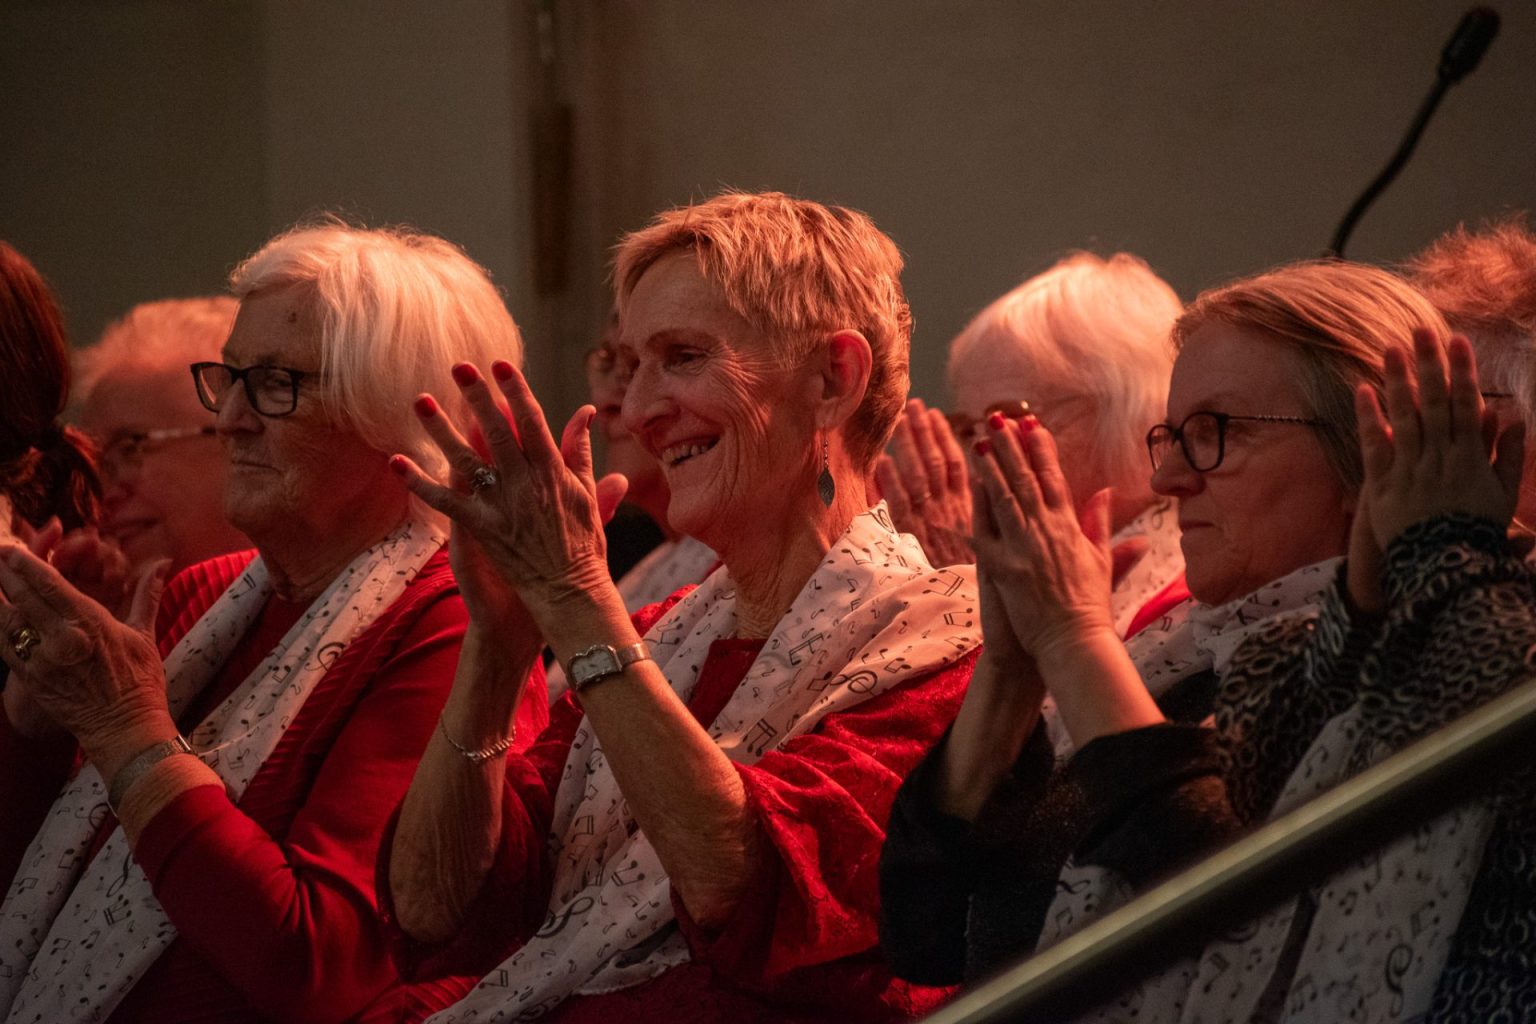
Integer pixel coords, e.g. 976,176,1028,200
1218,515,1536,1023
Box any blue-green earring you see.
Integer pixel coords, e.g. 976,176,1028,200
817,435,835,507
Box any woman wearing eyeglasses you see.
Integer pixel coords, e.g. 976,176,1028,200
0,223,548,1024
880,261,1457,993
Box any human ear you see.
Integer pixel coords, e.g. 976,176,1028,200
816,329,874,429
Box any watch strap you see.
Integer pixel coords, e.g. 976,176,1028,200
568,640,651,693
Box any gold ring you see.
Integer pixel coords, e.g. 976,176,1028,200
9,625,42,662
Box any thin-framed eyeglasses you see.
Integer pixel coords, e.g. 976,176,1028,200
100,426,218,480
1146,411,1327,473
190,361,312,418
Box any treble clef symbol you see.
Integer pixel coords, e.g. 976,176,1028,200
534,895,596,938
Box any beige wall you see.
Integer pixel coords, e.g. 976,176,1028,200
3,0,1533,424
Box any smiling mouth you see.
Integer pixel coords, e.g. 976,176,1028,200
660,439,718,468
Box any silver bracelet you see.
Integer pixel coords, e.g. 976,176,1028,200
437,716,514,765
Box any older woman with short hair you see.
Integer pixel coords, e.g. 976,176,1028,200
75,296,249,574
880,252,1185,634
0,223,547,1024
881,260,1449,989
385,191,982,1023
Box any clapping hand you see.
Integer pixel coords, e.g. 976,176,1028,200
967,413,1117,663
391,362,628,642
875,398,974,566
1348,330,1525,611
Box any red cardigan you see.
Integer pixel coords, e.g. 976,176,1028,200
0,547,548,1024
387,593,978,1024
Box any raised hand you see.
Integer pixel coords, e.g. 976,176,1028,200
877,398,974,566
390,361,627,639
1355,330,1524,554
967,414,1117,662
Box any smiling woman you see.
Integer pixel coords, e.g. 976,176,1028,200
0,222,548,1024
383,191,982,1024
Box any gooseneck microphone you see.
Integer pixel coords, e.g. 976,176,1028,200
1325,7,1500,257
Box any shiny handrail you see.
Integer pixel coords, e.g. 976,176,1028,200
921,676,1536,1024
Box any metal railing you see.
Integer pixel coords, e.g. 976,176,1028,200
922,677,1536,1024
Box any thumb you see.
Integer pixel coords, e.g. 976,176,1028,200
1081,487,1114,550
561,406,598,494
595,473,629,525
125,559,172,633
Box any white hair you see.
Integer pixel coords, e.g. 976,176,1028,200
76,296,239,406
229,220,523,481
947,252,1181,495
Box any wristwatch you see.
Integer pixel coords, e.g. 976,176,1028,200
567,641,651,693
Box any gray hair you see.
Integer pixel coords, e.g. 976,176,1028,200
230,220,523,481
947,252,1181,495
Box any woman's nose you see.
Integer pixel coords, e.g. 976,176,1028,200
619,363,670,439
1150,445,1201,497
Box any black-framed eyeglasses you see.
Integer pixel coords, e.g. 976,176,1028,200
1146,411,1327,473
100,426,218,479
190,362,312,418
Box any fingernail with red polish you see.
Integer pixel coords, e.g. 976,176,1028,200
1021,415,1040,432
389,455,409,475
974,439,992,456
492,360,515,382
414,395,438,417
451,363,479,387
987,412,1006,431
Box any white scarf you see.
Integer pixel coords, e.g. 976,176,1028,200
0,515,446,1024
430,504,982,1022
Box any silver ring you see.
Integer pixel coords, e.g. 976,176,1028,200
470,465,499,493
9,625,42,662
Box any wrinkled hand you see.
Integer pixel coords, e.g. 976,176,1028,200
877,398,974,566
968,416,1117,663
1354,330,1524,572
18,518,134,617
392,362,628,636
0,545,172,753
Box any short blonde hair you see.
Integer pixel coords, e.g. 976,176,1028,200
1174,260,1448,490
1406,216,1536,430
948,252,1180,495
613,191,911,468
76,296,238,405
230,221,522,481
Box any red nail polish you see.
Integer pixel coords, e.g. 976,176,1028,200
1021,415,1040,432
388,455,409,474
414,395,438,417
451,363,479,387
973,439,992,456
491,360,515,382
987,411,1006,431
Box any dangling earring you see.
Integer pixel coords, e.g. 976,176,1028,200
817,434,836,507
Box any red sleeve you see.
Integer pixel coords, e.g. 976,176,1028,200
130,592,481,1024
672,648,979,988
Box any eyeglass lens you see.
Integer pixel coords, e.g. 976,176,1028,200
194,363,300,416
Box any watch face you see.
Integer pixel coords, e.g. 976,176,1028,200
572,646,622,689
